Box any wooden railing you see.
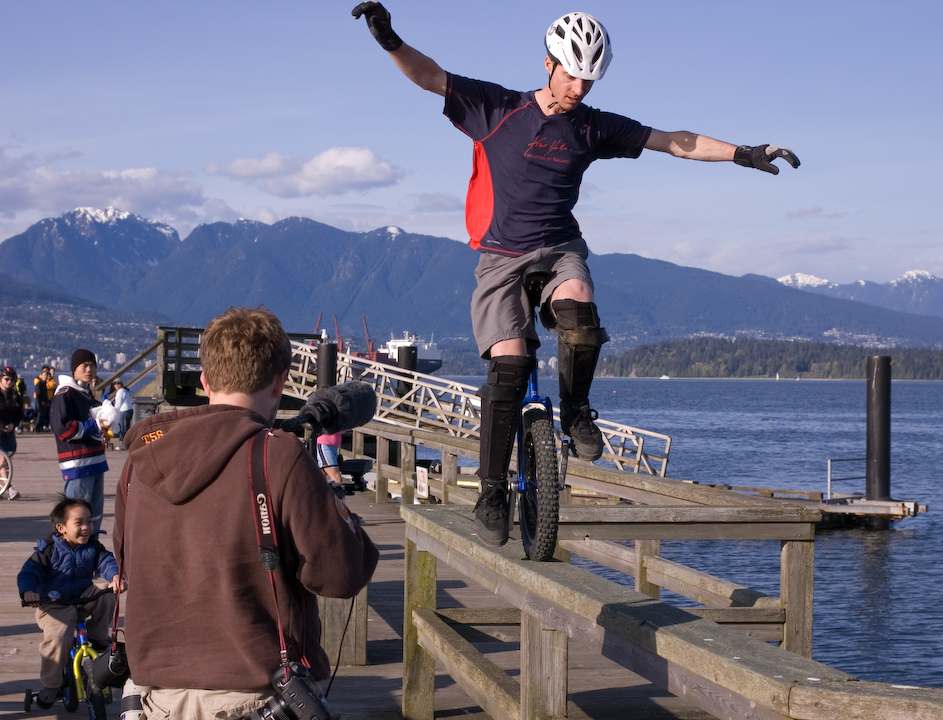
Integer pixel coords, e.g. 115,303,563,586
401,504,943,720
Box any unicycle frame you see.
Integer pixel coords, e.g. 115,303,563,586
513,368,565,561
515,369,554,494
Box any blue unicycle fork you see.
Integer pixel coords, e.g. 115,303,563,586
514,368,566,561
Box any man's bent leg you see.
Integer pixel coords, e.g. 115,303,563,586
475,355,536,547
552,299,609,461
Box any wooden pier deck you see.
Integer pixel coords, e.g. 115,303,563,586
1,433,716,720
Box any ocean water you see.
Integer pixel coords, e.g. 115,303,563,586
446,376,943,687
586,377,943,688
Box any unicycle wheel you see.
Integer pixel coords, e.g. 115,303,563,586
519,408,559,561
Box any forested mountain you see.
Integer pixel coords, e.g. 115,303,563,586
3,208,943,373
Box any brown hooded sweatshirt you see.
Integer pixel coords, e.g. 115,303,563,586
114,404,379,691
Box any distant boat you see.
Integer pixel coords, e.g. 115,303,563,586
660,375,670,380
379,332,443,375
351,318,443,374
366,332,442,375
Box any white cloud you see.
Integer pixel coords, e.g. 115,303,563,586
0,147,205,219
205,147,404,197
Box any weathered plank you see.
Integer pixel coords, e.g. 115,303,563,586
520,612,568,720
403,538,436,720
789,680,943,720
403,505,853,720
413,609,520,720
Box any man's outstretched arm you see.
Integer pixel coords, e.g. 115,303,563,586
646,129,800,175
352,2,447,97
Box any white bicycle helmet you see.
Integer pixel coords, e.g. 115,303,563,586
545,12,612,81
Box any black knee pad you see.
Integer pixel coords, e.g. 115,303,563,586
551,300,609,347
477,355,537,402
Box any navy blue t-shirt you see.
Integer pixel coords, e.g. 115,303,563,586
444,73,651,256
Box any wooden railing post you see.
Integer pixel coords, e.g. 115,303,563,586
781,537,814,657
376,437,390,503
442,452,457,504
635,540,661,599
403,538,437,720
402,442,416,505
520,612,568,720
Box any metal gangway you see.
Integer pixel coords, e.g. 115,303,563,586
283,340,672,477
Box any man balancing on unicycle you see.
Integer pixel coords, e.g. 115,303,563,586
353,4,800,548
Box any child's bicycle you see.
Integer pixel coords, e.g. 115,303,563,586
511,262,570,562
23,588,115,718
0,446,14,497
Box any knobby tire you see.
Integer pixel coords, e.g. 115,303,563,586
519,408,559,561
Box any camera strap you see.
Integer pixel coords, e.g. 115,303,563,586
248,428,289,664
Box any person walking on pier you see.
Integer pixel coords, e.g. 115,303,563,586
51,350,109,538
33,367,53,433
353,3,799,547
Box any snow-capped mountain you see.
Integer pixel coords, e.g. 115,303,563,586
778,271,943,319
0,207,180,305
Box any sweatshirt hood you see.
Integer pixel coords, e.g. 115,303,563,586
56,376,89,395
126,404,271,505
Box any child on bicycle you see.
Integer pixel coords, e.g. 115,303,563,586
17,495,124,709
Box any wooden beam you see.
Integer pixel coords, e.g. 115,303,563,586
781,539,815,657
521,612,568,720
403,539,436,720
413,609,521,720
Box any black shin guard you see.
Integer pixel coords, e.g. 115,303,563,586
476,355,536,483
552,300,609,417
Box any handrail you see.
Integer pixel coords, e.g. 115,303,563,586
827,457,866,499
285,340,672,476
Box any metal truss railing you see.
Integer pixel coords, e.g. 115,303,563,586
285,342,671,476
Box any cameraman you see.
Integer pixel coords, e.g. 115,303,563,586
114,307,379,719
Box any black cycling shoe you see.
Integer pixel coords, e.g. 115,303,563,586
474,479,510,548
562,403,603,461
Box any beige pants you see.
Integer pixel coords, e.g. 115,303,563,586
34,579,116,689
144,687,271,720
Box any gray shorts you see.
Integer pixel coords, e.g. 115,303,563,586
470,238,594,358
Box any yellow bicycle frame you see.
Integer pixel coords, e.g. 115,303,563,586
71,645,99,701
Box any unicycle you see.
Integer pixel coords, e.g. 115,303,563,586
514,369,568,561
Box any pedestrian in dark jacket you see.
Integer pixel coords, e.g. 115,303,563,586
17,495,123,709
51,350,110,537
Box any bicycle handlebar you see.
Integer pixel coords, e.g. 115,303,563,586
21,587,115,608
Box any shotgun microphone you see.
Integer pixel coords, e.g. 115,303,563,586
281,382,377,434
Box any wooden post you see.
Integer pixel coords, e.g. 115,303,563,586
352,429,364,459
376,437,390,503
317,586,368,665
635,540,661,599
520,612,568,720
781,538,814,657
403,538,437,720
441,452,457,504
402,442,416,506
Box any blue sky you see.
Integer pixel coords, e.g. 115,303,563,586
2,1,941,284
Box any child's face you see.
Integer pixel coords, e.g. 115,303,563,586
56,505,93,546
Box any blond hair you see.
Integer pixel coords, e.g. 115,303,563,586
200,307,292,394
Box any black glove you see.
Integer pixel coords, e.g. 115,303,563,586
734,145,801,175
352,1,403,52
